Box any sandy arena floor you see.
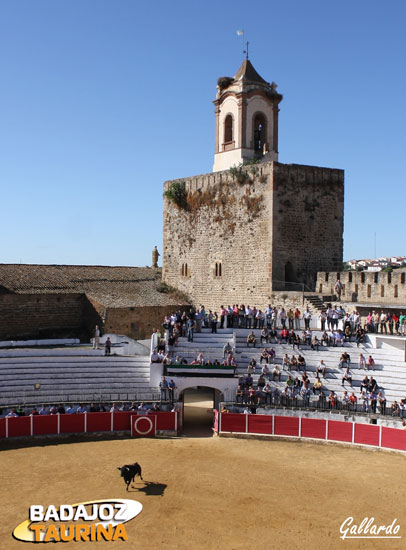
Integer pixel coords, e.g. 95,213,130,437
1,432,406,550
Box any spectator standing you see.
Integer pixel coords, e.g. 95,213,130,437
93,325,100,350
104,337,112,356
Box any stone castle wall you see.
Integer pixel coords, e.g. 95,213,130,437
317,270,406,305
0,293,94,340
163,161,344,311
271,163,344,290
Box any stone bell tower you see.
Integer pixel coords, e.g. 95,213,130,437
213,58,283,172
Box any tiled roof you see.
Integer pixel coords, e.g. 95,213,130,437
234,59,269,85
0,264,185,307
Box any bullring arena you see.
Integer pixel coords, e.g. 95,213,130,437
1,326,406,549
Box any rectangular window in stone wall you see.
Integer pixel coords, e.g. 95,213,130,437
355,284,358,293
381,285,384,297
388,272,392,284
361,273,365,283
348,272,352,283
401,273,405,284
374,273,379,283
214,262,222,277
325,273,329,282
367,284,371,298
394,285,398,298
342,284,346,296
319,284,322,293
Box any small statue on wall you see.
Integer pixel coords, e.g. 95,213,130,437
152,246,160,268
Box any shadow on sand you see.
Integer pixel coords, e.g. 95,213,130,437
130,481,167,496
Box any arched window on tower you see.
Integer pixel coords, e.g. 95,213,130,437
224,115,233,144
253,113,267,153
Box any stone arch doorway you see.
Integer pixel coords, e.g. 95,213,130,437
181,386,223,436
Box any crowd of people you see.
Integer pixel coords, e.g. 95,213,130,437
2,400,175,418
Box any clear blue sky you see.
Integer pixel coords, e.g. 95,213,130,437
1,0,404,266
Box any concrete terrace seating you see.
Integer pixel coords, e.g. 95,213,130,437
0,346,155,406
232,329,406,405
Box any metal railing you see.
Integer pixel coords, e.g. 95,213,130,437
226,396,401,419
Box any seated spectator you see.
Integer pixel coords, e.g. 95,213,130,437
293,333,301,349
65,404,76,414
391,401,400,417
268,327,278,343
261,364,271,380
213,359,220,366
316,360,327,378
279,327,289,343
338,352,351,368
301,372,310,389
7,408,18,417
282,353,289,370
288,329,296,345
247,358,257,374
367,376,377,393
360,375,369,393
378,391,386,414
355,326,365,347
267,347,276,363
342,390,350,409
89,403,99,413
16,405,25,416
293,376,301,389
349,392,358,410
245,374,254,387
312,377,323,394
243,406,252,414
223,342,233,358
367,355,375,371
31,407,39,415
289,355,298,371
301,331,307,345
305,329,312,346
311,335,320,351
359,353,366,369
272,365,281,381
257,374,266,389
260,327,269,344
260,348,269,364
335,330,344,346
297,355,306,369
321,330,329,347
344,325,352,342
77,404,87,414
286,374,294,387
342,367,353,388
247,331,256,347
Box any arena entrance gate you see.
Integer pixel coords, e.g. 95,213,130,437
181,386,223,436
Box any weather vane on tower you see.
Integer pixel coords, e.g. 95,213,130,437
236,30,249,59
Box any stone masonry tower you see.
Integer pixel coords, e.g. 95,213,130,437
163,60,344,311
213,59,282,172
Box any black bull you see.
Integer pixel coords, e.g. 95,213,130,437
117,462,143,491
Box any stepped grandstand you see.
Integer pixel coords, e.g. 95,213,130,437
1,316,406,423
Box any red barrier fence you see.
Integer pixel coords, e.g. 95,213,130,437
217,413,406,453
1,412,177,439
